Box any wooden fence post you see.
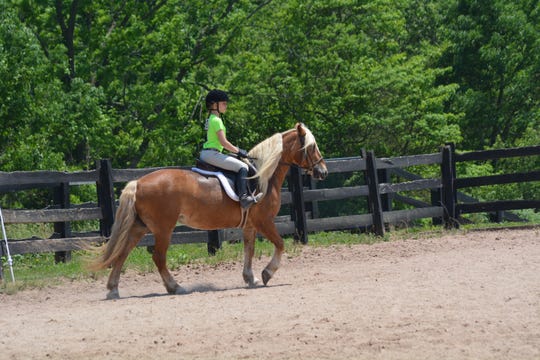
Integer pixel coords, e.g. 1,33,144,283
53,182,72,263
431,187,443,225
207,230,223,255
431,145,445,226
441,145,457,229
378,168,392,213
97,159,116,238
489,211,504,223
290,166,308,244
308,177,320,219
365,151,385,236
448,143,458,221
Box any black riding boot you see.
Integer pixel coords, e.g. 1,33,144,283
236,168,257,209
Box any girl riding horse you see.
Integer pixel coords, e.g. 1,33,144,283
199,89,260,209
91,122,327,299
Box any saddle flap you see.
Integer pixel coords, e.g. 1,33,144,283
193,159,260,202
192,167,238,201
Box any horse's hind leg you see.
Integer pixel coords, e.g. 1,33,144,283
106,224,147,300
242,227,260,287
152,230,185,295
258,223,285,286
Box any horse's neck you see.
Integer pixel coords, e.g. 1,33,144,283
264,131,298,194
270,133,296,189
269,163,291,194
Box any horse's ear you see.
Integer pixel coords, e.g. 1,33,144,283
295,122,307,137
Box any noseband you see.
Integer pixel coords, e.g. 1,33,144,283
302,147,325,174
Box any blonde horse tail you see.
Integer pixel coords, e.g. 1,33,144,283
89,180,138,271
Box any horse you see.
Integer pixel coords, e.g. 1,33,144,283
90,123,328,299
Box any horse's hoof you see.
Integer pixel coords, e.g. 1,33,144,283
106,289,120,300
262,269,272,286
247,277,261,288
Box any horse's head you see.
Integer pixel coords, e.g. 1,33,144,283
292,123,328,180
249,123,328,195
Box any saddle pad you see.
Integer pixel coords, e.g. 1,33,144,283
191,167,239,202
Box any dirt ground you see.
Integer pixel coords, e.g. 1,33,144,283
0,228,539,360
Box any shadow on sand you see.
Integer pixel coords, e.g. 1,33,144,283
112,282,292,300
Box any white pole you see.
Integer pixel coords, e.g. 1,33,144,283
0,207,15,282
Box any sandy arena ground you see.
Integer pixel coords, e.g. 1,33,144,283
0,228,539,360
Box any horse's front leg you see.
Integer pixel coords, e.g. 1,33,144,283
242,227,260,287
257,223,284,286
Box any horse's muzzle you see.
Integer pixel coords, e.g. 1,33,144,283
312,164,328,180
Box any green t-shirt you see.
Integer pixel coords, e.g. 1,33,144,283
203,113,226,152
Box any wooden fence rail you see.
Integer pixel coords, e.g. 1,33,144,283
1,144,539,279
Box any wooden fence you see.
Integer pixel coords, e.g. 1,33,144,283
1,144,539,278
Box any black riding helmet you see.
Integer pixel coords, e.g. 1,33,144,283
205,89,229,110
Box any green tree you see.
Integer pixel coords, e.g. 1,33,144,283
0,5,65,170
225,0,461,157
2,0,536,173
439,0,540,150
7,0,275,168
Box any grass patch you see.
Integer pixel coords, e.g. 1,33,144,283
0,252,90,294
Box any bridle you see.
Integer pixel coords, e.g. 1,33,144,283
280,134,324,174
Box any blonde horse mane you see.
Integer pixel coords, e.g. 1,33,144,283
247,133,282,196
247,124,316,196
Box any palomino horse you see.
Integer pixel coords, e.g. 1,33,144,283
91,123,327,299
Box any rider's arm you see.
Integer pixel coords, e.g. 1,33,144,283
217,130,239,153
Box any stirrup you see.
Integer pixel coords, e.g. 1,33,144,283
240,195,255,209
240,193,263,209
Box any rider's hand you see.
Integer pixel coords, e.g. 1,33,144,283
237,148,249,158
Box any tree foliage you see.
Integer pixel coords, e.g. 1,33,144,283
439,0,540,150
0,0,538,173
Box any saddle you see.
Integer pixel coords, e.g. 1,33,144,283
192,159,259,202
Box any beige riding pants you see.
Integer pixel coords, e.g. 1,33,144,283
200,149,248,172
